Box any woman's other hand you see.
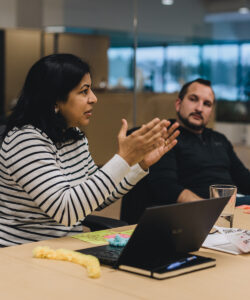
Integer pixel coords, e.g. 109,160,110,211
117,118,178,168
139,122,180,170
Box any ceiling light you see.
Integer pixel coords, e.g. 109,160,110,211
238,7,250,14
161,0,174,5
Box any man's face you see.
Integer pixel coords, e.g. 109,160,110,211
175,82,215,133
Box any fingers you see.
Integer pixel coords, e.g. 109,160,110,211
146,121,179,148
142,120,169,143
136,118,160,135
117,119,128,140
165,138,178,152
161,126,180,155
165,129,180,146
130,119,176,154
168,122,179,135
135,118,169,136
127,119,168,152
163,122,179,140
117,118,178,167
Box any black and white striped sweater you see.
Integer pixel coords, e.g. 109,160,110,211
0,125,147,247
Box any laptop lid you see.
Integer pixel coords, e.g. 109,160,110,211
117,196,230,269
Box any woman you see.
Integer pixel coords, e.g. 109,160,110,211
0,54,179,247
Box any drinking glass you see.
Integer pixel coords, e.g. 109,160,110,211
209,184,237,228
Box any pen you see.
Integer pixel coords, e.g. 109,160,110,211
167,256,197,270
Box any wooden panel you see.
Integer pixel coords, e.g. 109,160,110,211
85,92,133,166
43,32,55,56
0,30,4,115
136,92,178,125
4,29,41,113
57,33,109,89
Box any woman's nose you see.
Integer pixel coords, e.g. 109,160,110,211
89,90,97,103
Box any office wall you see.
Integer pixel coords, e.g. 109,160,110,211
4,29,42,113
0,0,17,28
43,32,54,56
56,33,109,88
16,0,43,28
0,29,109,113
211,21,250,40
42,0,64,27
64,0,209,40
0,0,248,42
0,31,4,115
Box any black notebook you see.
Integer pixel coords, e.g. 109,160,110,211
77,196,229,279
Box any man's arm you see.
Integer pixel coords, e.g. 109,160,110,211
146,147,185,205
227,141,250,194
177,189,203,203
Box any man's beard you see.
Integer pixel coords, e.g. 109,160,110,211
177,111,205,132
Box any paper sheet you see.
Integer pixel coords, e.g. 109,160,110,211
202,226,242,254
202,232,242,254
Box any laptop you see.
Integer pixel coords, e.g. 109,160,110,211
77,196,230,279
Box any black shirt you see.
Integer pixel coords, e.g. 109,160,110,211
147,120,250,204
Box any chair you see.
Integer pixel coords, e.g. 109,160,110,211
120,175,150,225
82,215,127,231
0,124,128,231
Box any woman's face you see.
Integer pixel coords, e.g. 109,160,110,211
56,73,97,128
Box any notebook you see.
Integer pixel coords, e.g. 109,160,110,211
77,196,230,279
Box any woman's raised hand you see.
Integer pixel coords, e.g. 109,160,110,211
139,121,180,170
117,118,179,169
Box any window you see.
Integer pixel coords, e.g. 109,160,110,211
108,47,133,89
108,43,250,103
165,46,201,93
202,44,239,100
136,47,165,92
240,44,250,101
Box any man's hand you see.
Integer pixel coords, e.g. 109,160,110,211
177,189,204,203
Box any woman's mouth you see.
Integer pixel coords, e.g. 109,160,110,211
84,110,92,117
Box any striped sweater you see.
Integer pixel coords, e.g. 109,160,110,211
0,125,147,247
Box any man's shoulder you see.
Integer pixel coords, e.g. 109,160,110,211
205,127,228,140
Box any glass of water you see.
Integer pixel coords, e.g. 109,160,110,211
209,184,237,228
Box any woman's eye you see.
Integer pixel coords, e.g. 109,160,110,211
82,89,88,95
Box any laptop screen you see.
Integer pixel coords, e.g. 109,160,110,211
117,196,229,268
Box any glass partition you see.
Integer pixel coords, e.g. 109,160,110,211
202,44,239,100
108,47,133,90
240,44,250,101
136,47,165,92
165,45,201,93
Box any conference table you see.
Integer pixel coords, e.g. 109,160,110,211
0,208,250,300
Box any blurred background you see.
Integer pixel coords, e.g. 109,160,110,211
0,0,250,169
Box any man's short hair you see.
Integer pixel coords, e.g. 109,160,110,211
178,78,213,101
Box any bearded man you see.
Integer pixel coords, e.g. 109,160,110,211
121,78,250,224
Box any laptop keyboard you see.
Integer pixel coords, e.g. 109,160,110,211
76,245,124,266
